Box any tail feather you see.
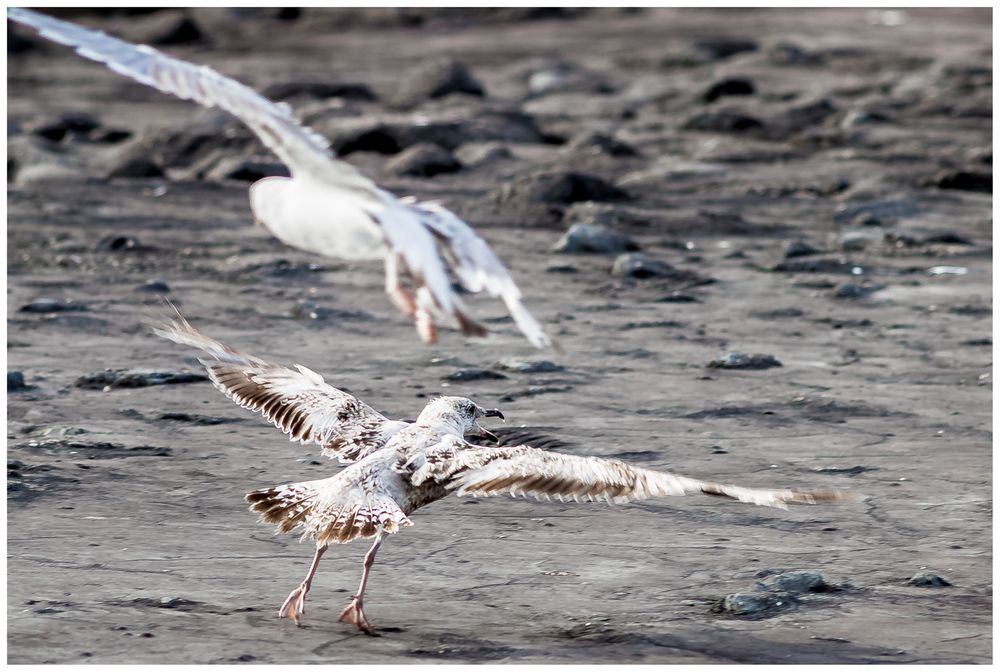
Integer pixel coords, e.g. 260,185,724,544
246,483,317,534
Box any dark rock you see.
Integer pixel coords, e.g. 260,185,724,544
289,300,375,322
565,131,638,157
31,112,101,142
694,37,758,60
207,158,290,182
718,591,796,616
332,125,402,155
768,42,824,66
922,231,973,245
753,571,832,594
768,98,837,138
784,240,821,258
936,171,991,193
611,254,707,283
261,81,377,102
906,572,951,587
75,369,208,390
684,109,763,133
771,257,863,274
135,279,171,293
703,76,755,103
19,298,88,313
396,59,485,106
494,359,565,374
92,128,132,144
143,15,204,46
107,156,165,180
832,282,884,300
8,371,26,391
95,235,140,252
707,352,782,370
553,223,639,254
445,368,508,382
655,292,700,303
500,171,629,205
384,143,461,177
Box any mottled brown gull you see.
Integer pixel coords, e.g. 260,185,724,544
153,313,849,635
9,7,551,348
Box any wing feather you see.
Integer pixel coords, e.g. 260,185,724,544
152,310,407,462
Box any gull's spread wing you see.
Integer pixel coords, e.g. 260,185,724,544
152,310,407,462
409,439,848,509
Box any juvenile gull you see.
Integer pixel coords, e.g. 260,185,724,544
154,313,850,635
9,8,551,348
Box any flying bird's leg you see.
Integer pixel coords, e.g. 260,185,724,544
278,543,327,626
385,253,417,318
414,287,438,344
338,533,384,636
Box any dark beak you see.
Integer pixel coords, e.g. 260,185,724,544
484,408,505,421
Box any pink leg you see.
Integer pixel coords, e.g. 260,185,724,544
338,534,384,636
278,544,326,626
385,254,417,318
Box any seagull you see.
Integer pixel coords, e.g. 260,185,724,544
9,8,552,348
153,311,849,635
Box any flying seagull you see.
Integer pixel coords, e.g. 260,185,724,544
153,312,849,635
9,8,552,348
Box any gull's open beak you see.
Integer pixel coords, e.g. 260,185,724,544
484,408,505,421
472,424,500,444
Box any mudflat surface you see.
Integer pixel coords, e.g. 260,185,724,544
7,8,992,664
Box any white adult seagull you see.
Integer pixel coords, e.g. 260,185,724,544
8,8,552,348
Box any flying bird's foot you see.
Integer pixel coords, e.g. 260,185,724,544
339,597,378,636
278,582,311,626
415,307,437,344
387,284,418,318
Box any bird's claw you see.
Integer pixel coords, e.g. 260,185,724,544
278,583,309,626
339,597,378,636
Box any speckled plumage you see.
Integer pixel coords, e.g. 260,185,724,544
154,314,849,634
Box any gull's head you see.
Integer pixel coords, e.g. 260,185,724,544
416,396,505,440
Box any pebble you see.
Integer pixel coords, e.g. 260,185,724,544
75,369,208,390
936,170,991,193
395,58,485,106
684,109,763,133
499,170,629,205
8,371,26,391
832,282,884,300
703,76,755,103
784,240,821,258
107,156,165,180
493,359,564,374
261,81,376,102
839,229,883,252
694,37,759,60
135,279,171,293
19,298,87,313
552,223,639,254
719,591,794,616
753,571,830,594
610,253,675,279
907,572,952,587
95,235,140,252
384,143,461,177
565,131,638,157
444,368,508,382
707,352,782,370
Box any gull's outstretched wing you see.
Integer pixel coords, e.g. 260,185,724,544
10,8,552,348
6,7,374,195
409,439,849,509
152,310,408,463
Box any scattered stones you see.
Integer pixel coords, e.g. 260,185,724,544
784,240,821,258
19,298,88,313
936,170,991,193
493,359,565,374
384,143,462,177
565,131,638,157
552,223,639,254
684,109,763,133
95,235,141,252
75,369,208,390
498,170,629,205
444,368,508,382
135,279,171,293
395,58,485,106
707,352,782,370
906,572,951,587
207,157,289,182
261,81,377,102
8,371,27,391
703,76,755,103
718,591,795,616
753,571,832,594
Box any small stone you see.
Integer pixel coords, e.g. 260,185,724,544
684,109,763,133
384,143,461,177
8,371,26,391
494,359,565,374
703,76,755,103
500,171,629,205
19,298,87,313
31,112,101,142
784,240,821,258
611,253,704,282
261,81,376,102
445,368,508,382
832,282,884,300
396,58,485,106
75,369,209,390
922,231,973,245
839,229,882,252
906,572,952,587
694,37,759,60
136,279,171,293
107,157,165,180
936,170,991,193
95,235,140,252
753,571,831,594
719,591,793,616
707,352,782,370
565,131,638,157
553,223,639,254
454,142,511,167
